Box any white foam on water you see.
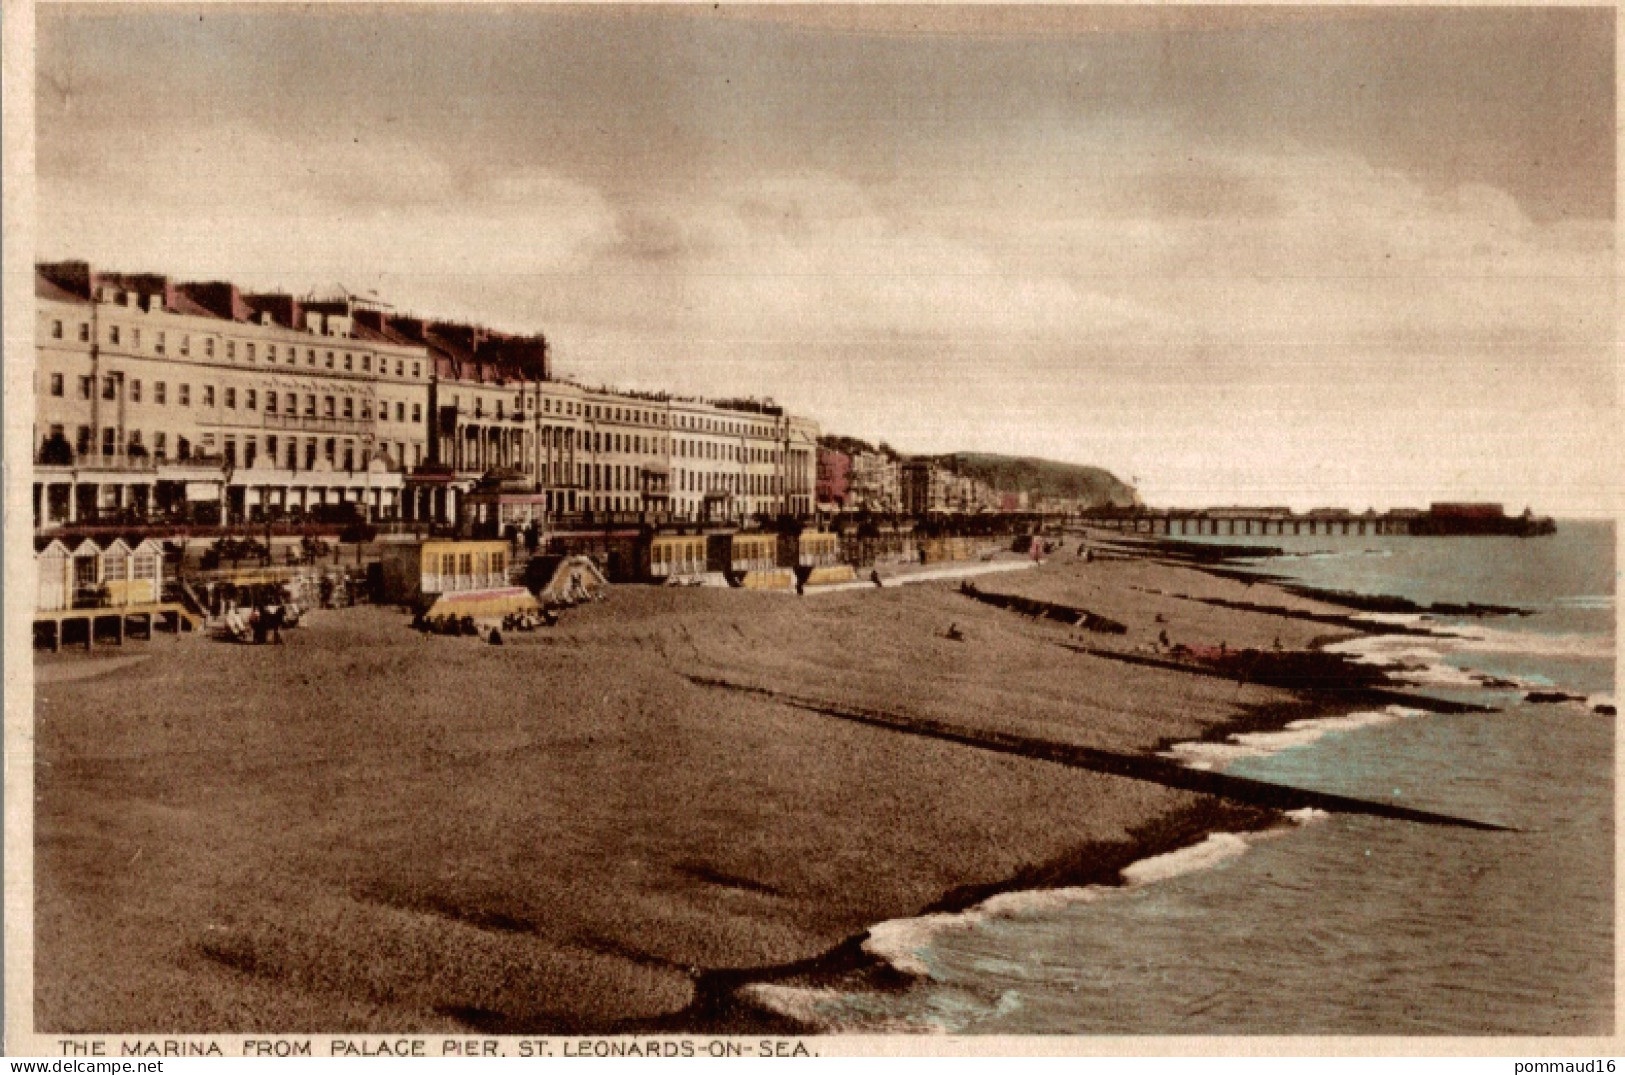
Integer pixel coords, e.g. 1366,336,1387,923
1285,807,1331,825
1161,707,1423,771
734,983,847,1029
861,886,1112,978
863,833,1273,981
735,983,935,1034
1551,594,1616,610
861,915,980,978
1352,612,1429,627
1326,635,1521,690
1427,623,1616,661
977,886,1108,918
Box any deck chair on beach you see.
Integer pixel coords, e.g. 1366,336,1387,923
214,607,253,643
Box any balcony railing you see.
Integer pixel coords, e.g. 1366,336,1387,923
263,413,371,435
36,451,159,472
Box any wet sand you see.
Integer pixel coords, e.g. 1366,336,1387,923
35,554,1403,1033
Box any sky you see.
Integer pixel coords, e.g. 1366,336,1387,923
35,4,1619,514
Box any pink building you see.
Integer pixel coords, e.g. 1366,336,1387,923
816,447,851,508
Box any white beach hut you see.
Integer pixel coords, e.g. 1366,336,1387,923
35,538,71,612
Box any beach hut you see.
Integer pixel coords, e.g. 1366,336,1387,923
68,537,106,608
380,538,512,604
379,538,538,624
647,533,708,582
730,532,780,573
35,538,71,612
98,538,135,606
125,538,165,606
796,531,840,568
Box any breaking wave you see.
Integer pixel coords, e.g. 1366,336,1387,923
1161,706,1426,771
858,824,1311,982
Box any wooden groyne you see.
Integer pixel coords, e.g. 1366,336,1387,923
686,676,1516,832
957,582,1127,634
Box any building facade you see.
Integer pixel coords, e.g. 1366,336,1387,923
33,261,823,534
34,263,430,529
816,447,851,510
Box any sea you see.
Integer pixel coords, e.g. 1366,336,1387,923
749,521,1617,1035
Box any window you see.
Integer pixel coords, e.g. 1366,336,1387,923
361,400,372,420
343,397,354,419
155,332,165,355
77,323,89,343
304,440,316,469
265,345,275,362
266,391,277,414
396,402,405,423
180,335,190,356
109,326,120,346
305,394,315,417
203,385,216,407
130,380,142,403
343,445,354,470
205,338,215,357
246,343,256,362
395,360,403,376
76,375,92,400
246,389,257,410
324,396,335,418
266,435,278,462
225,387,236,409
412,363,420,378
155,382,167,405
325,351,334,368
179,384,190,406
49,373,63,397
102,427,116,457
411,403,422,423
132,328,141,349
496,401,505,420
76,426,91,457
307,349,316,366
324,438,336,464
287,440,298,470
362,355,371,372
224,438,236,468
51,320,62,339
286,348,296,366
344,353,353,370
154,432,167,460
227,341,236,360
287,392,297,414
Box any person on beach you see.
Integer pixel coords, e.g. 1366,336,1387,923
870,569,883,588
250,605,266,645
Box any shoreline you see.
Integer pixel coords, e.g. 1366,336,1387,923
632,536,1539,1036
627,798,1288,1036
34,542,1523,1034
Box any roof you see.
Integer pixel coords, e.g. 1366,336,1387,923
36,272,90,306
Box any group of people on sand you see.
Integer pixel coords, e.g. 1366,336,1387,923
218,584,298,645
